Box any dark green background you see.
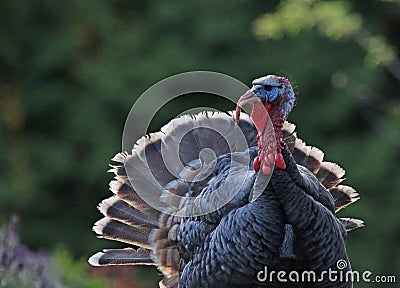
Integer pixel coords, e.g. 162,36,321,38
0,1,399,287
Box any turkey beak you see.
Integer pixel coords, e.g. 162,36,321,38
235,89,258,123
238,90,258,105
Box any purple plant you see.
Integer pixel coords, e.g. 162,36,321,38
0,216,58,288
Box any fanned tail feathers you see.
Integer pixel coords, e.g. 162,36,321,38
90,111,256,288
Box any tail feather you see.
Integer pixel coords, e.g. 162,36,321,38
339,218,364,231
98,196,160,228
329,185,360,212
292,138,324,174
108,164,127,178
93,218,152,249
135,132,175,187
109,179,160,222
88,248,154,266
317,162,345,189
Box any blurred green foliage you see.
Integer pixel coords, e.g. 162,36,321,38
254,0,362,40
253,0,398,69
0,0,399,287
52,249,112,288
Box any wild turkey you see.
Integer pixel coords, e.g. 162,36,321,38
89,75,363,287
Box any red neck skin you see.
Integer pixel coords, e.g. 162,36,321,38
235,97,287,174
248,99,286,174
267,100,286,170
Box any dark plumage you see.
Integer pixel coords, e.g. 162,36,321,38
89,76,362,288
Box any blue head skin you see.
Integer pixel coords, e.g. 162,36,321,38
250,75,295,120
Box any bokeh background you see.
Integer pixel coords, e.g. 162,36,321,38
0,0,399,287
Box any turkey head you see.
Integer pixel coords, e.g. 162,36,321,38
236,75,295,173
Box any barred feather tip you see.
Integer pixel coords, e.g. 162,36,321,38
98,196,159,228
339,218,365,231
92,218,151,249
107,165,127,178
111,152,129,163
283,121,296,136
109,179,124,194
98,196,119,215
92,217,109,236
88,248,154,266
330,185,360,211
293,138,324,173
88,252,107,266
317,162,346,189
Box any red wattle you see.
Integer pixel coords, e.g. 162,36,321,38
262,164,271,175
267,153,274,164
253,156,261,172
275,152,286,170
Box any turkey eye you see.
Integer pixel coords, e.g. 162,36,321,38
263,85,273,91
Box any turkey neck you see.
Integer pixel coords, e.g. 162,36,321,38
267,100,284,154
